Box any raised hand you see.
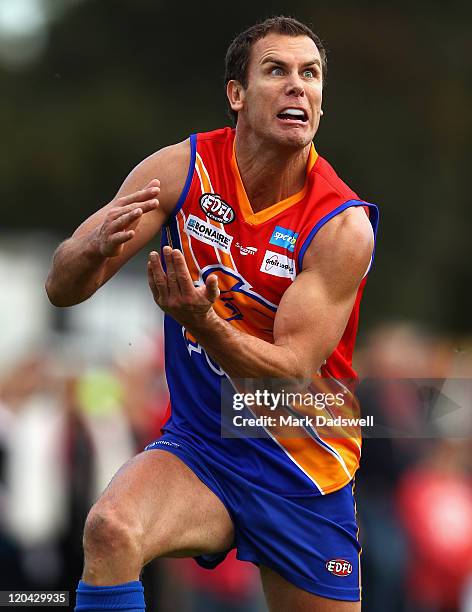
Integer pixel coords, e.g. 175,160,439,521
93,179,160,257
147,246,220,328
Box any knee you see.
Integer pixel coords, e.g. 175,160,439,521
83,504,145,562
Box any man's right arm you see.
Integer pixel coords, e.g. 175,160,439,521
45,138,190,307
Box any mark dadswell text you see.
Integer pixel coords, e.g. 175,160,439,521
233,415,374,428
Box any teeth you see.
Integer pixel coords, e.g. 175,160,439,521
282,108,305,117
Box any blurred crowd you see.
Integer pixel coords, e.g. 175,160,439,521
0,322,470,612
356,323,472,612
0,334,265,612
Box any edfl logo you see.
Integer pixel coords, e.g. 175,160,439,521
325,559,353,577
200,193,235,224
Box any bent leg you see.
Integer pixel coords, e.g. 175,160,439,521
260,566,360,612
82,449,234,585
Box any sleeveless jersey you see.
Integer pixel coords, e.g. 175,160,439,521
160,127,379,496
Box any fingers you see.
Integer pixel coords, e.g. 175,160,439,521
110,207,143,231
110,199,159,221
147,257,159,303
96,181,160,257
148,247,196,302
101,193,159,256
108,229,136,246
117,181,160,207
148,251,169,303
170,249,195,296
163,246,180,295
109,200,158,232
205,274,220,303
148,248,221,326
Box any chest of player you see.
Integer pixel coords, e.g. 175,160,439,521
176,189,308,307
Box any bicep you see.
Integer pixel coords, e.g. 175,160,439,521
273,269,360,376
273,208,374,376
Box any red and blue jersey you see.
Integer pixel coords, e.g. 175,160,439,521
159,127,379,495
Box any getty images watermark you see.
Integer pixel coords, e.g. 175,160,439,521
220,378,369,439
231,388,372,429
220,378,472,439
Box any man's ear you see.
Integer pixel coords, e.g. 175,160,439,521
227,80,245,113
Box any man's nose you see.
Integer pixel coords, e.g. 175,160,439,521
285,72,305,97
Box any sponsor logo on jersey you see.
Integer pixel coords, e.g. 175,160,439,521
325,559,353,577
200,193,235,224
185,215,233,253
260,250,295,279
269,225,299,252
235,242,258,256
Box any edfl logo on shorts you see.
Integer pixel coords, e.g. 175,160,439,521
325,559,353,577
269,226,298,253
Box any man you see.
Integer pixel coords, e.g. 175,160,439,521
46,16,378,612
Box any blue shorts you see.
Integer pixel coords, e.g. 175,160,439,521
145,434,361,602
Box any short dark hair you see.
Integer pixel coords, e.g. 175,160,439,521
224,16,328,124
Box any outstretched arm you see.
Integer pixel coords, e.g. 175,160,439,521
148,206,374,379
45,140,190,307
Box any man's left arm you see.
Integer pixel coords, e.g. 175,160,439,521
148,207,374,379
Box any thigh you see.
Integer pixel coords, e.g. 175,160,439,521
93,448,235,563
260,566,360,612
230,479,361,604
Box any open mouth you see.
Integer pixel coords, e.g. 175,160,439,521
276,108,308,123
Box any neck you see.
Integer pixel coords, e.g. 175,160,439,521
234,127,312,213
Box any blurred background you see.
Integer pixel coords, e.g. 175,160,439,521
0,0,471,610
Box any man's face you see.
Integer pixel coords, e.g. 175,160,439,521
231,33,323,148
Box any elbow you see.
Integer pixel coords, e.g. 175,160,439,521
278,349,311,381
45,276,66,307
45,275,78,307
282,348,323,380
290,365,317,381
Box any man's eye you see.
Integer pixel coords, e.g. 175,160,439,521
302,69,315,78
271,67,284,76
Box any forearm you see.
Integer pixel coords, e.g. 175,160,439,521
45,233,108,307
186,310,306,379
